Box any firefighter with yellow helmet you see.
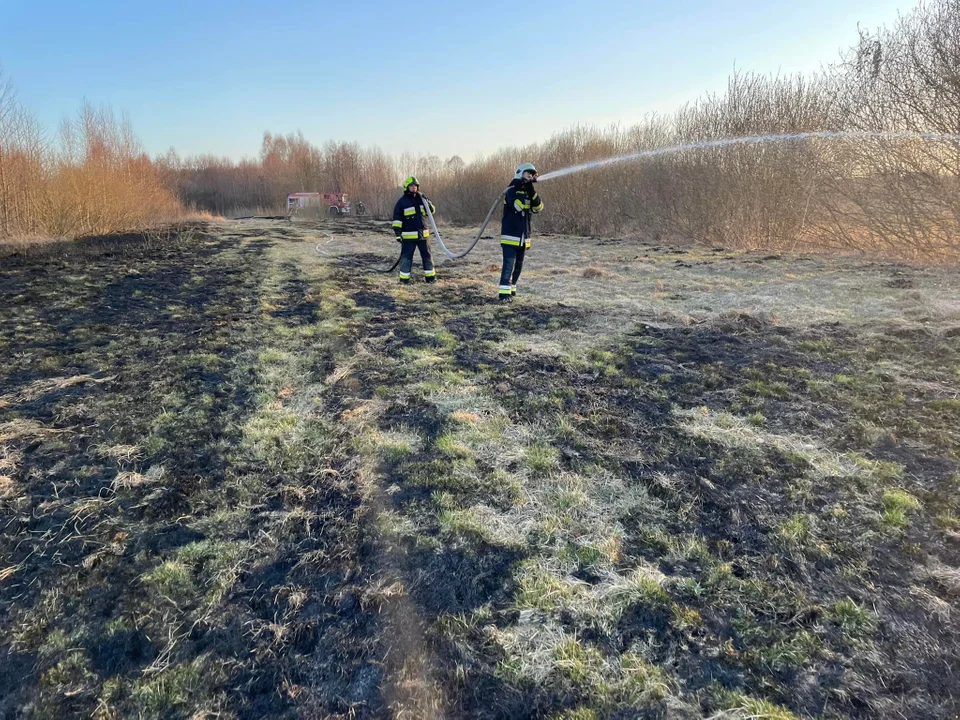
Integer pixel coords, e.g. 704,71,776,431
392,176,437,284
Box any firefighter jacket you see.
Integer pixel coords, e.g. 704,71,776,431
392,192,436,241
501,180,544,247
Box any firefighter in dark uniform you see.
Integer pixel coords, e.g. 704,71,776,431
392,176,437,284
498,162,544,301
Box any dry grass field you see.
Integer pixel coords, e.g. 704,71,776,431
1,217,958,719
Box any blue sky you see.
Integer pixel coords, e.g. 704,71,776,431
0,0,907,162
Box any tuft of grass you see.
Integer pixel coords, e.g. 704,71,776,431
743,379,790,398
524,443,560,475
438,508,487,540
257,348,290,365
776,513,813,550
881,488,921,529
587,348,621,378
618,653,671,703
603,569,670,614
131,655,226,719
141,560,194,603
748,411,766,426
553,637,607,687
670,604,704,631
552,488,587,512
450,409,480,424
928,398,960,413
797,338,834,353
548,709,600,720
824,597,877,638
551,639,672,709
435,433,475,459
852,455,904,484
516,562,586,612
711,688,803,719
41,650,97,692
666,535,713,564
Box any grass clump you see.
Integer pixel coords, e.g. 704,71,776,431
141,559,194,604
604,570,671,613
41,650,97,692
743,379,790,398
131,655,226,719
618,653,671,703
881,488,922,528
776,513,813,550
524,443,560,475
551,641,673,710
709,688,803,719
435,432,475,459
438,508,488,541
516,562,585,612
824,597,877,638
548,709,600,720
670,604,704,630
736,622,823,673
553,637,607,687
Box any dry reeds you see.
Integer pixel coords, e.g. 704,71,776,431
0,70,179,242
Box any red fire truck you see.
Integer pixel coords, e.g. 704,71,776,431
286,192,352,217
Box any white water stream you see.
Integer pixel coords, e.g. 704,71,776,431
325,130,960,262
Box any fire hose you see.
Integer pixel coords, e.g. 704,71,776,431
421,188,508,260
316,187,509,270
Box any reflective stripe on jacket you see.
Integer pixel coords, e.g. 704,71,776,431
392,192,437,241
500,180,543,247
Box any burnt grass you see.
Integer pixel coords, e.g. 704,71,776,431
0,231,381,719
1,226,959,719
330,262,960,718
495,321,960,717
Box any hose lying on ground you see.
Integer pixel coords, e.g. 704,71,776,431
315,185,508,268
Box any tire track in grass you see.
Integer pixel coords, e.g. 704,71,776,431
281,241,449,719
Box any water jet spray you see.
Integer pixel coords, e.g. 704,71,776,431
320,130,960,265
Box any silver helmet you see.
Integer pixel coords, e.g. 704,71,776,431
514,162,538,181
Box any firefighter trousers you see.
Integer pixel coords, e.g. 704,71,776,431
398,240,435,282
498,243,526,295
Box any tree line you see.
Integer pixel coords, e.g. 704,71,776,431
2,0,958,259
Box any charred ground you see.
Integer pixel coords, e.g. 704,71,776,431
0,219,958,719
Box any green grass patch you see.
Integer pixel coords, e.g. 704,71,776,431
881,488,922,529
131,655,227,719
824,597,877,638
141,559,195,604
709,688,803,719
524,443,560,475
516,561,585,612
435,433,475,459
